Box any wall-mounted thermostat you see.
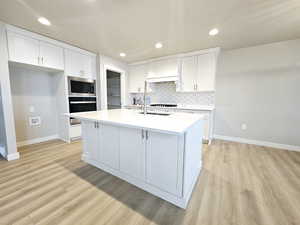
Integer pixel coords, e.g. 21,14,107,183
29,116,41,126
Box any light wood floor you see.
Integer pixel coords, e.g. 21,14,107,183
0,140,299,225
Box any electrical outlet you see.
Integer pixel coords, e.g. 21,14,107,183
29,116,41,126
241,123,247,130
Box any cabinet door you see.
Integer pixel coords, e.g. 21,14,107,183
39,41,64,70
146,131,183,196
129,64,147,93
197,53,216,91
7,31,39,66
81,54,93,79
147,58,179,78
98,124,120,170
81,121,98,161
120,127,145,180
65,49,93,78
180,56,198,92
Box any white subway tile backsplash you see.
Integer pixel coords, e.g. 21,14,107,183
130,82,215,106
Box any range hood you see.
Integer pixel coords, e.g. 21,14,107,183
146,75,179,83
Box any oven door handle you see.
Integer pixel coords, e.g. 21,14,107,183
70,101,97,104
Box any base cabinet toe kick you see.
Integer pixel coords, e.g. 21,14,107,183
81,120,203,209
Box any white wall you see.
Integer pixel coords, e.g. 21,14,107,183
9,65,59,144
215,39,300,147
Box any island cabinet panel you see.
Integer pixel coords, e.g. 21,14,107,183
119,127,146,180
98,124,120,170
81,121,99,161
146,131,183,197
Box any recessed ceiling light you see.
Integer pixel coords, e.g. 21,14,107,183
155,42,163,49
38,17,51,26
209,28,219,36
120,52,126,57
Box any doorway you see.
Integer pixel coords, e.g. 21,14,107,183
106,70,121,109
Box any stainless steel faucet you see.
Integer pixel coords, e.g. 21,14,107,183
143,80,147,115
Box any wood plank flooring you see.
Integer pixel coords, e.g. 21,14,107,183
0,140,299,225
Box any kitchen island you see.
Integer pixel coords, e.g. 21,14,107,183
68,109,204,208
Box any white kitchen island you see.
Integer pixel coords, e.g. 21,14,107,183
68,109,204,209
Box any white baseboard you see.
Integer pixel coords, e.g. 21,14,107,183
17,135,59,147
214,135,300,152
0,145,20,161
6,152,20,161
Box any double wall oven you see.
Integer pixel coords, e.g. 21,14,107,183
68,77,97,125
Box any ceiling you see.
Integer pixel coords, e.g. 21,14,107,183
1,0,300,63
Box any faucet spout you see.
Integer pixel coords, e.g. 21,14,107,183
143,80,147,115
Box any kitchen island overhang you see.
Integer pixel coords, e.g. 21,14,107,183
67,109,204,209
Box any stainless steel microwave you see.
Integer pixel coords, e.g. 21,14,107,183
68,76,96,97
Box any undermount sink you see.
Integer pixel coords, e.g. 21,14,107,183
139,111,171,116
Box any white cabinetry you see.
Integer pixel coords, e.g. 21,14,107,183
81,122,98,161
180,52,217,92
196,53,216,91
180,55,198,92
81,121,184,196
128,64,147,93
65,49,95,79
80,119,202,208
39,41,64,70
120,127,145,180
146,131,183,196
98,124,120,170
7,31,64,70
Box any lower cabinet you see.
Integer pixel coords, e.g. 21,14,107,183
146,131,183,196
81,121,99,161
119,127,145,180
98,124,120,170
81,121,183,197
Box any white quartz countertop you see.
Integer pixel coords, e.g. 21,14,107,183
125,104,215,111
68,109,204,135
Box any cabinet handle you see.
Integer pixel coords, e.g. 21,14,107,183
146,131,149,140
41,57,44,64
141,130,144,139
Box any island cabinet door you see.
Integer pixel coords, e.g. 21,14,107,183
81,121,99,161
119,127,146,180
146,131,184,197
98,124,120,170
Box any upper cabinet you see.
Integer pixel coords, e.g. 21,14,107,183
65,49,96,80
180,51,218,92
196,53,216,92
39,41,64,70
7,31,64,70
6,26,97,80
128,64,147,93
180,55,198,92
128,48,219,93
7,31,40,66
